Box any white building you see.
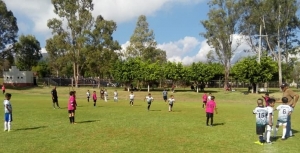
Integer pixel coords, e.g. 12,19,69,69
3,66,34,87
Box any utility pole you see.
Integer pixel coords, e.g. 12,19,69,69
278,5,282,87
256,24,267,93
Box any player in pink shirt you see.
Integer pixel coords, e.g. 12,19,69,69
262,93,270,106
205,96,218,126
92,91,97,107
202,92,208,108
68,91,76,124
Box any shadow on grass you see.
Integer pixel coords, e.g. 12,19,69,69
150,110,161,111
76,120,100,124
212,123,225,126
15,126,47,131
172,110,182,112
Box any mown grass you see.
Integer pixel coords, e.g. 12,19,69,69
0,86,299,153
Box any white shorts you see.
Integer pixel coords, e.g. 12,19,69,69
276,121,287,126
266,125,272,131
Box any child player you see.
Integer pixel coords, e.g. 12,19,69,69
114,90,118,102
262,93,270,106
86,90,90,102
274,97,292,140
168,95,175,112
68,91,76,124
265,98,275,144
202,92,208,108
145,93,154,111
162,89,168,103
129,91,134,106
253,98,268,145
205,96,217,126
4,93,12,131
104,89,108,102
92,91,97,107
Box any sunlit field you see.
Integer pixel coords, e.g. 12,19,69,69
0,86,299,153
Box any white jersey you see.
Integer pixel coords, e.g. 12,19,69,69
86,92,90,97
266,106,273,123
208,96,212,101
253,106,268,126
145,96,154,103
4,100,12,113
114,92,118,97
104,91,108,96
168,98,175,104
276,105,292,122
129,94,134,100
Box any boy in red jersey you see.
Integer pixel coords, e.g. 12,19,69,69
205,96,217,126
92,91,97,107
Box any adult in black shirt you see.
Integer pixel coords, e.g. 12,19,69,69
51,86,60,109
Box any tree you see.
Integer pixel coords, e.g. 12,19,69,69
201,0,243,90
32,61,51,78
14,35,42,70
125,15,167,63
164,62,186,86
0,0,18,68
231,56,278,93
47,0,94,87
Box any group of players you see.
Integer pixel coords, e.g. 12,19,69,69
253,83,299,145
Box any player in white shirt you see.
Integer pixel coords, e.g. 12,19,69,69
114,90,118,102
207,93,212,101
145,93,154,111
4,93,12,132
274,97,292,140
253,98,268,145
129,91,135,106
104,89,108,102
168,95,175,112
265,98,275,144
86,90,90,102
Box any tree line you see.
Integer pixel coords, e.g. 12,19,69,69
0,0,299,92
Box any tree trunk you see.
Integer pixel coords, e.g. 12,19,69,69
223,62,230,90
147,84,150,93
252,83,257,93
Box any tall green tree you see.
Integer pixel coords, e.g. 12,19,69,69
126,15,167,63
201,0,243,89
32,60,51,78
15,35,42,71
0,0,18,68
231,56,278,93
47,0,94,87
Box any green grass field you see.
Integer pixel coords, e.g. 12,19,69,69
0,86,299,153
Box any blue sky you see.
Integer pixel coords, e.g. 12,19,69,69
3,0,251,64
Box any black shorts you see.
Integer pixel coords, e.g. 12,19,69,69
163,96,167,100
93,100,97,102
206,112,213,118
203,101,207,104
2,90,5,93
52,98,58,103
68,110,75,113
147,102,152,105
256,124,266,135
169,103,173,107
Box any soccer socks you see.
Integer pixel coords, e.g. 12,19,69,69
206,117,209,126
7,122,11,131
259,135,264,143
147,104,151,110
94,103,96,107
169,105,171,111
274,128,278,137
282,128,287,139
69,117,72,123
266,130,271,142
4,122,7,130
72,116,75,123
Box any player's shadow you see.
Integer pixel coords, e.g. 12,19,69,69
15,126,47,131
172,110,182,112
77,120,100,124
212,123,225,126
133,105,141,106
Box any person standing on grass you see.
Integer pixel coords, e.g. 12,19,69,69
100,89,104,99
4,93,12,131
51,86,60,109
262,93,270,106
2,84,5,94
274,97,293,140
253,98,268,145
86,90,90,102
265,98,275,144
68,91,76,124
145,93,154,111
104,89,108,102
129,91,134,106
202,92,208,108
168,95,175,112
92,91,97,107
162,89,168,103
205,96,217,126
113,90,118,102
279,83,299,138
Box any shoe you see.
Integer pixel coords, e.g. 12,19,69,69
266,141,272,144
4,129,7,131
254,141,264,145
8,130,12,132
281,137,286,140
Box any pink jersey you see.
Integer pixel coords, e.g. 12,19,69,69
68,96,75,110
206,100,216,113
202,94,207,102
93,93,97,100
2,86,5,90
263,97,270,106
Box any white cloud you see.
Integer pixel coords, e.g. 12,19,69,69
4,0,203,35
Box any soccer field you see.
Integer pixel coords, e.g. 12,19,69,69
1,87,299,153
